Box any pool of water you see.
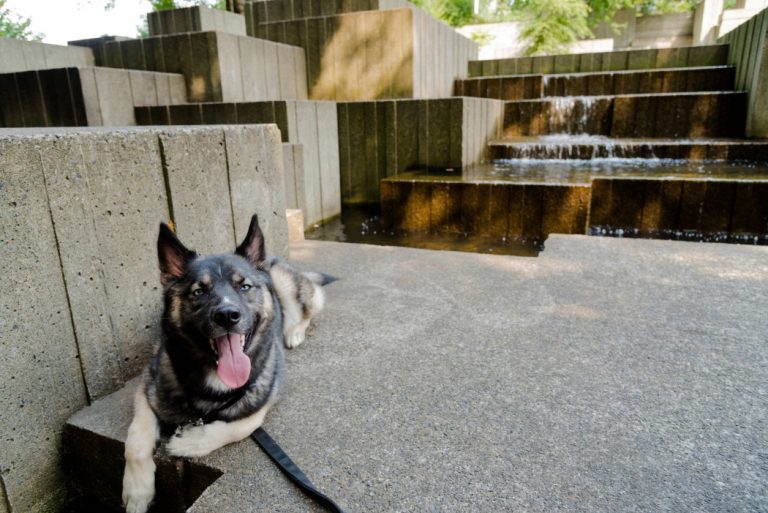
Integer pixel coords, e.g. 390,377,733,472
305,204,541,257
410,159,768,184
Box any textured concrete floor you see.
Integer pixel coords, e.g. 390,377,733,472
67,235,768,512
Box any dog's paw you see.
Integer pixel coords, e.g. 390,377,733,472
166,422,223,458
285,328,305,349
122,458,155,513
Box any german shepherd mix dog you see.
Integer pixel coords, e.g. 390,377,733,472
122,215,332,513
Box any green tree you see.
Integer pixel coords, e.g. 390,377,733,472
0,0,42,40
409,0,475,27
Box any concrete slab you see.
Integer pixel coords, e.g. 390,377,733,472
0,138,88,513
65,236,768,512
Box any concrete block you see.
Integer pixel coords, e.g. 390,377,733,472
77,68,103,126
316,101,342,223
149,6,246,36
159,128,235,254
0,138,88,513
730,182,768,234
429,182,462,233
38,132,168,397
0,73,23,127
216,32,245,102
286,208,305,242
15,71,47,127
224,125,289,257
541,185,590,235
93,67,136,125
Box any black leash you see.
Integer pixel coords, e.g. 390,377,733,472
251,428,348,513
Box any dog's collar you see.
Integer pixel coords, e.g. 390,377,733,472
184,384,249,426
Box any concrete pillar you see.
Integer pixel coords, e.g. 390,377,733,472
694,0,725,45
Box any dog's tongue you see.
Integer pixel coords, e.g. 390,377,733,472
215,334,250,389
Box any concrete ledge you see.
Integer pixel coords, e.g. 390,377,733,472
0,67,187,127
148,6,246,37
502,92,747,138
0,125,287,512
64,237,768,512
590,177,768,242
251,7,477,100
381,176,590,242
103,31,308,102
454,65,736,100
135,100,340,227
0,38,94,73
469,44,729,77
337,97,504,204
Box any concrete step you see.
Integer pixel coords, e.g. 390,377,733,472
63,238,768,511
135,100,341,229
453,66,736,100
487,136,768,162
0,67,187,127
381,168,768,243
501,92,746,138
468,44,729,78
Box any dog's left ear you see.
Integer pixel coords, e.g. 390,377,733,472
236,214,265,266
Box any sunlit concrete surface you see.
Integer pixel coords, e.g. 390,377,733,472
67,236,768,512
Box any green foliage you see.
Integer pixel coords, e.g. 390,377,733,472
515,0,593,55
409,0,475,27
0,0,42,40
469,29,494,46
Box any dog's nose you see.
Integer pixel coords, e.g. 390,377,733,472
213,307,241,329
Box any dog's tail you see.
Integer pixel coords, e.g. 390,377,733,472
304,271,340,286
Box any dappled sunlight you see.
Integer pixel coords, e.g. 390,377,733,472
311,10,413,100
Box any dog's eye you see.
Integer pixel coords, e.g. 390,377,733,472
239,283,252,291
191,288,205,297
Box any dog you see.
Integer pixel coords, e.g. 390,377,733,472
122,214,333,513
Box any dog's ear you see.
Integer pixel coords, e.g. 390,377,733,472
235,214,265,266
157,223,196,286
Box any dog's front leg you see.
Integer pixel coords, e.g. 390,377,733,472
166,404,271,458
122,383,159,513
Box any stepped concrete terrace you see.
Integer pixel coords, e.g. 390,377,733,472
64,237,768,512
247,0,477,100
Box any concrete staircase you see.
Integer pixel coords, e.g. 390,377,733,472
381,43,768,247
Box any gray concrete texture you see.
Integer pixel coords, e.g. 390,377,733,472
469,44,729,77
68,36,131,67
135,100,341,228
149,5,246,37
0,67,187,128
337,97,503,204
717,6,768,137
0,37,94,73
244,0,411,28
251,7,477,100
103,31,307,102
65,236,768,512
0,125,288,513
454,65,736,100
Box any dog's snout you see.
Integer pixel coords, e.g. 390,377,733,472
213,307,241,329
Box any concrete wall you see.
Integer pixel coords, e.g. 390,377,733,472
251,7,478,100
336,97,503,204
0,38,94,73
0,67,187,128
244,0,410,28
149,5,246,36
135,101,341,227
103,31,308,102
718,6,768,137
468,44,729,77
0,125,287,513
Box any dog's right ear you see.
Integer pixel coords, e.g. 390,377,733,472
157,223,196,286
235,214,265,266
